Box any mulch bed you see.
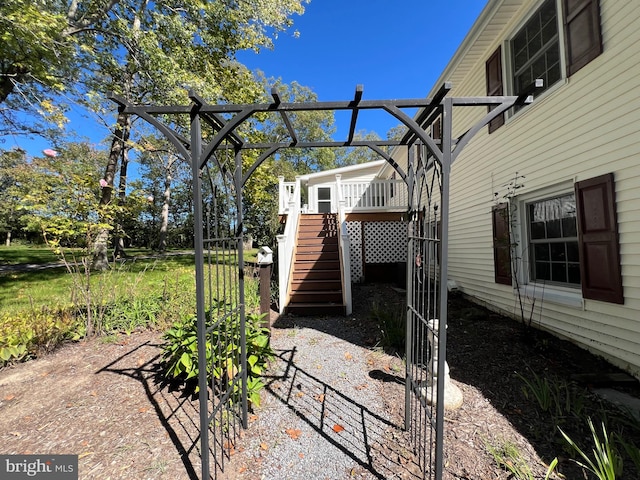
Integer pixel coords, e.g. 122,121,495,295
1,284,639,479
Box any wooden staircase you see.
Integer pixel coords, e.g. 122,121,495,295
286,213,346,315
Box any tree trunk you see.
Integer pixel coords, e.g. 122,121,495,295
5,230,11,247
113,145,130,259
92,111,131,270
157,159,174,252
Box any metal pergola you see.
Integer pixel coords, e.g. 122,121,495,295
110,80,537,480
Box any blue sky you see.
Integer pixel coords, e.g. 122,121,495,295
3,0,488,156
238,0,488,138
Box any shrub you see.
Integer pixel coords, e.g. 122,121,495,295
371,301,406,352
161,311,272,408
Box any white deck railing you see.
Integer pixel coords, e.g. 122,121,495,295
340,179,406,211
279,177,297,214
335,175,352,315
278,177,406,214
276,177,301,314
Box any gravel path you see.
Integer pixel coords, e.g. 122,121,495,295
221,308,420,480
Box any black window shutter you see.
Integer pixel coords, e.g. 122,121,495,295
563,0,603,76
492,203,512,285
432,117,442,142
575,173,623,304
486,46,505,133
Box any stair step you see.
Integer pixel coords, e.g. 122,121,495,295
289,291,343,304
294,260,340,271
297,231,338,239
292,269,341,281
286,213,344,314
295,251,339,262
291,279,342,291
296,244,338,254
297,236,338,246
285,303,346,316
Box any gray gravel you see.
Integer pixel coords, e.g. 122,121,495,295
231,310,418,480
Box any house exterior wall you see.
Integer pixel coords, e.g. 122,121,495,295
435,0,640,378
305,163,383,213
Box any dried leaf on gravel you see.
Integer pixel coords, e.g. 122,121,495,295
344,352,353,360
332,424,345,433
315,393,325,403
285,428,302,440
3,394,15,401
260,442,268,451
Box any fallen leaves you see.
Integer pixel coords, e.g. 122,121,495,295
223,440,238,456
344,352,353,361
285,428,302,440
315,393,325,403
3,394,15,401
260,442,268,451
332,424,345,433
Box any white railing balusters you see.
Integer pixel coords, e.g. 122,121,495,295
335,174,352,315
277,176,301,313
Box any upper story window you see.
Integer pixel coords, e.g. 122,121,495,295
486,0,603,132
512,0,562,105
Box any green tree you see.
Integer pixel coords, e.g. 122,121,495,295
1,0,310,266
335,130,383,167
136,137,192,251
236,78,340,247
0,149,31,245
79,0,309,268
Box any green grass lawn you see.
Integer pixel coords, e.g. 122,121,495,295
1,245,258,310
0,255,196,314
0,246,262,366
0,245,77,265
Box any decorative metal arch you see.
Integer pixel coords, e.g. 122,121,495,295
110,81,536,480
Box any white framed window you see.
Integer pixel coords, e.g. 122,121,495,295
512,183,584,307
494,174,623,307
526,193,580,287
509,0,563,111
485,0,602,133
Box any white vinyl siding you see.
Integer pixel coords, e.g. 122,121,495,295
440,0,640,378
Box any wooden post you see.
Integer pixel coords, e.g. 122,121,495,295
259,263,271,330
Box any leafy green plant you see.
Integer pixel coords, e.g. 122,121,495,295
486,439,534,479
517,370,557,414
559,417,623,480
161,310,273,408
544,457,559,480
616,434,640,474
517,369,587,421
0,306,81,368
371,301,406,352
